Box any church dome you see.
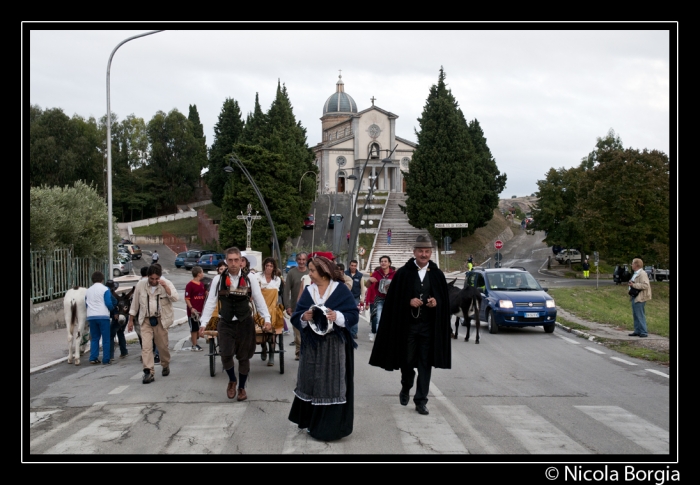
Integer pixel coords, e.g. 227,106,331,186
323,74,358,115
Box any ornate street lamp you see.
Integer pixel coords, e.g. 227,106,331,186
224,155,282,268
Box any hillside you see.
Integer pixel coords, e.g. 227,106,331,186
498,195,537,216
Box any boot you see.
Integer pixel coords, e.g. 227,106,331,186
267,345,275,366
260,341,267,361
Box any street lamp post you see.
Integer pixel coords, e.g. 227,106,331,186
347,144,398,265
331,168,356,257
299,170,320,201
105,30,163,271
224,154,282,268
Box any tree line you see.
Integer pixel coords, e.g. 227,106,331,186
29,81,318,257
530,129,670,267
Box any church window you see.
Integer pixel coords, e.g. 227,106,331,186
337,156,347,167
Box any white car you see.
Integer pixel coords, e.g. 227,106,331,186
112,257,133,277
555,249,582,265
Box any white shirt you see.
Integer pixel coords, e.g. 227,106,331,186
300,281,346,329
414,260,428,282
255,272,281,291
199,272,271,325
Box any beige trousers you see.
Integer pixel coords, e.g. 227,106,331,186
140,319,170,374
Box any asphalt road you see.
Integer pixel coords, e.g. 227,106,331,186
27,233,671,459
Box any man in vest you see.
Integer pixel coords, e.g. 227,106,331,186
199,247,271,402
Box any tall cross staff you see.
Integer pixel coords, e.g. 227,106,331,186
237,203,261,251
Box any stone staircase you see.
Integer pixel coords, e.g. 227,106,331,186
365,193,434,273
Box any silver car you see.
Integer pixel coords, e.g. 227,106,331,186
112,256,133,277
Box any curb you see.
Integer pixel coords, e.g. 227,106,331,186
29,316,188,375
555,321,598,342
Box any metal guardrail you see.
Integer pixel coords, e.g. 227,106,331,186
30,249,108,303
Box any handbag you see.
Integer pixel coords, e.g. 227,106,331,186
628,287,640,298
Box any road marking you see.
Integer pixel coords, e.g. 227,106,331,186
393,402,468,454
175,337,190,351
610,356,637,366
282,422,346,454
556,335,580,345
45,405,143,454
30,401,108,451
164,404,246,454
585,346,606,355
430,382,499,454
575,406,669,454
30,410,61,428
131,372,144,380
485,405,589,454
108,385,129,395
645,369,669,378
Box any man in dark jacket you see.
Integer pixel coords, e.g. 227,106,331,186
368,235,452,416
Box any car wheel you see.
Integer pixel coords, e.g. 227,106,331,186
487,310,499,334
113,268,122,277
543,323,555,333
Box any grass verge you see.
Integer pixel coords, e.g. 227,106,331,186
604,341,670,365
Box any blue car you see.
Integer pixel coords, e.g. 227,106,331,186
196,253,226,271
465,267,557,334
175,252,187,268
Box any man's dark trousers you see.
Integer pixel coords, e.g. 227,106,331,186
400,320,432,406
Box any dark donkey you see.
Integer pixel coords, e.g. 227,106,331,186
107,280,135,358
447,279,483,344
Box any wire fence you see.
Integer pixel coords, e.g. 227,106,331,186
29,248,108,303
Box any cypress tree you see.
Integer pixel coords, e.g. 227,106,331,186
208,98,244,207
467,118,507,230
404,67,479,241
188,104,208,175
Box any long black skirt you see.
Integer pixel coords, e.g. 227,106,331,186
288,332,354,441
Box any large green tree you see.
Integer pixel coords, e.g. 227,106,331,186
467,119,507,229
188,104,209,175
147,109,201,212
208,98,245,207
404,68,480,241
30,181,118,258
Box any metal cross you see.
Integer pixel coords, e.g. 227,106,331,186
236,203,261,251
370,96,376,106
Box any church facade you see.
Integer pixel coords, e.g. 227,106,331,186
313,74,416,195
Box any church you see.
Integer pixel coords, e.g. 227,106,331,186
313,74,416,195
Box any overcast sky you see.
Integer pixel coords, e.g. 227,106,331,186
26,25,674,198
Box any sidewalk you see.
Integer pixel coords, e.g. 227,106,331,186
29,317,187,374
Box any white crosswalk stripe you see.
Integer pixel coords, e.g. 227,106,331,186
575,406,669,454
282,422,346,454
484,405,590,454
392,404,468,454
164,404,246,454
45,405,143,454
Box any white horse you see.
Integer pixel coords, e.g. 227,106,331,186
64,286,89,365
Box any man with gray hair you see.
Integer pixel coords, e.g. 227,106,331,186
369,235,452,416
628,258,652,338
283,252,309,360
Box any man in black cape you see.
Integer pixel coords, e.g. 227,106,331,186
369,235,452,415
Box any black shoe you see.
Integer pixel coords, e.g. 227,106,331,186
154,355,161,365
628,333,640,337
261,344,268,361
639,334,648,338
399,391,409,406
142,372,154,384
415,404,429,415
162,366,170,376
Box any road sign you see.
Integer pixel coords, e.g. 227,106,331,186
495,240,503,250
358,246,366,256
440,250,456,255
435,223,469,228
494,252,502,261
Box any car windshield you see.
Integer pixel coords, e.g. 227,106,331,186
486,272,541,291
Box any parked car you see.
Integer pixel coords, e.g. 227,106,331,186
328,214,343,229
120,238,133,245
555,249,582,265
285,253,298,274
196,253,226,271
175,252,187,268
303,213,315,230
645,265,670,282
112,256,133,277
117,249,131,261
183,250,217,270
465,267,557,334
123,244,142,260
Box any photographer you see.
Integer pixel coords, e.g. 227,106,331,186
628,258,652,338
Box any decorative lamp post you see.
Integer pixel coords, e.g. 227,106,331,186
224,155,282,268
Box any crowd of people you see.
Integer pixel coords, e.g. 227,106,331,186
84,239,449,441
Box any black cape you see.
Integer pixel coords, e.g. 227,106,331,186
368,258,452,371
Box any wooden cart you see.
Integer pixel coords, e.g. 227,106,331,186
202,328,285,376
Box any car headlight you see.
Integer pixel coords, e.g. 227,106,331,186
546,300,556,308
499,300,513,309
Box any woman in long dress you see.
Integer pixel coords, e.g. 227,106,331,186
288,256,359,441
254,257,286,366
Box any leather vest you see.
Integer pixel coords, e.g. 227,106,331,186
217,271,252,322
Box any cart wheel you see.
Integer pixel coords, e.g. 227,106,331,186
278,333,284,374
209,338,216,377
